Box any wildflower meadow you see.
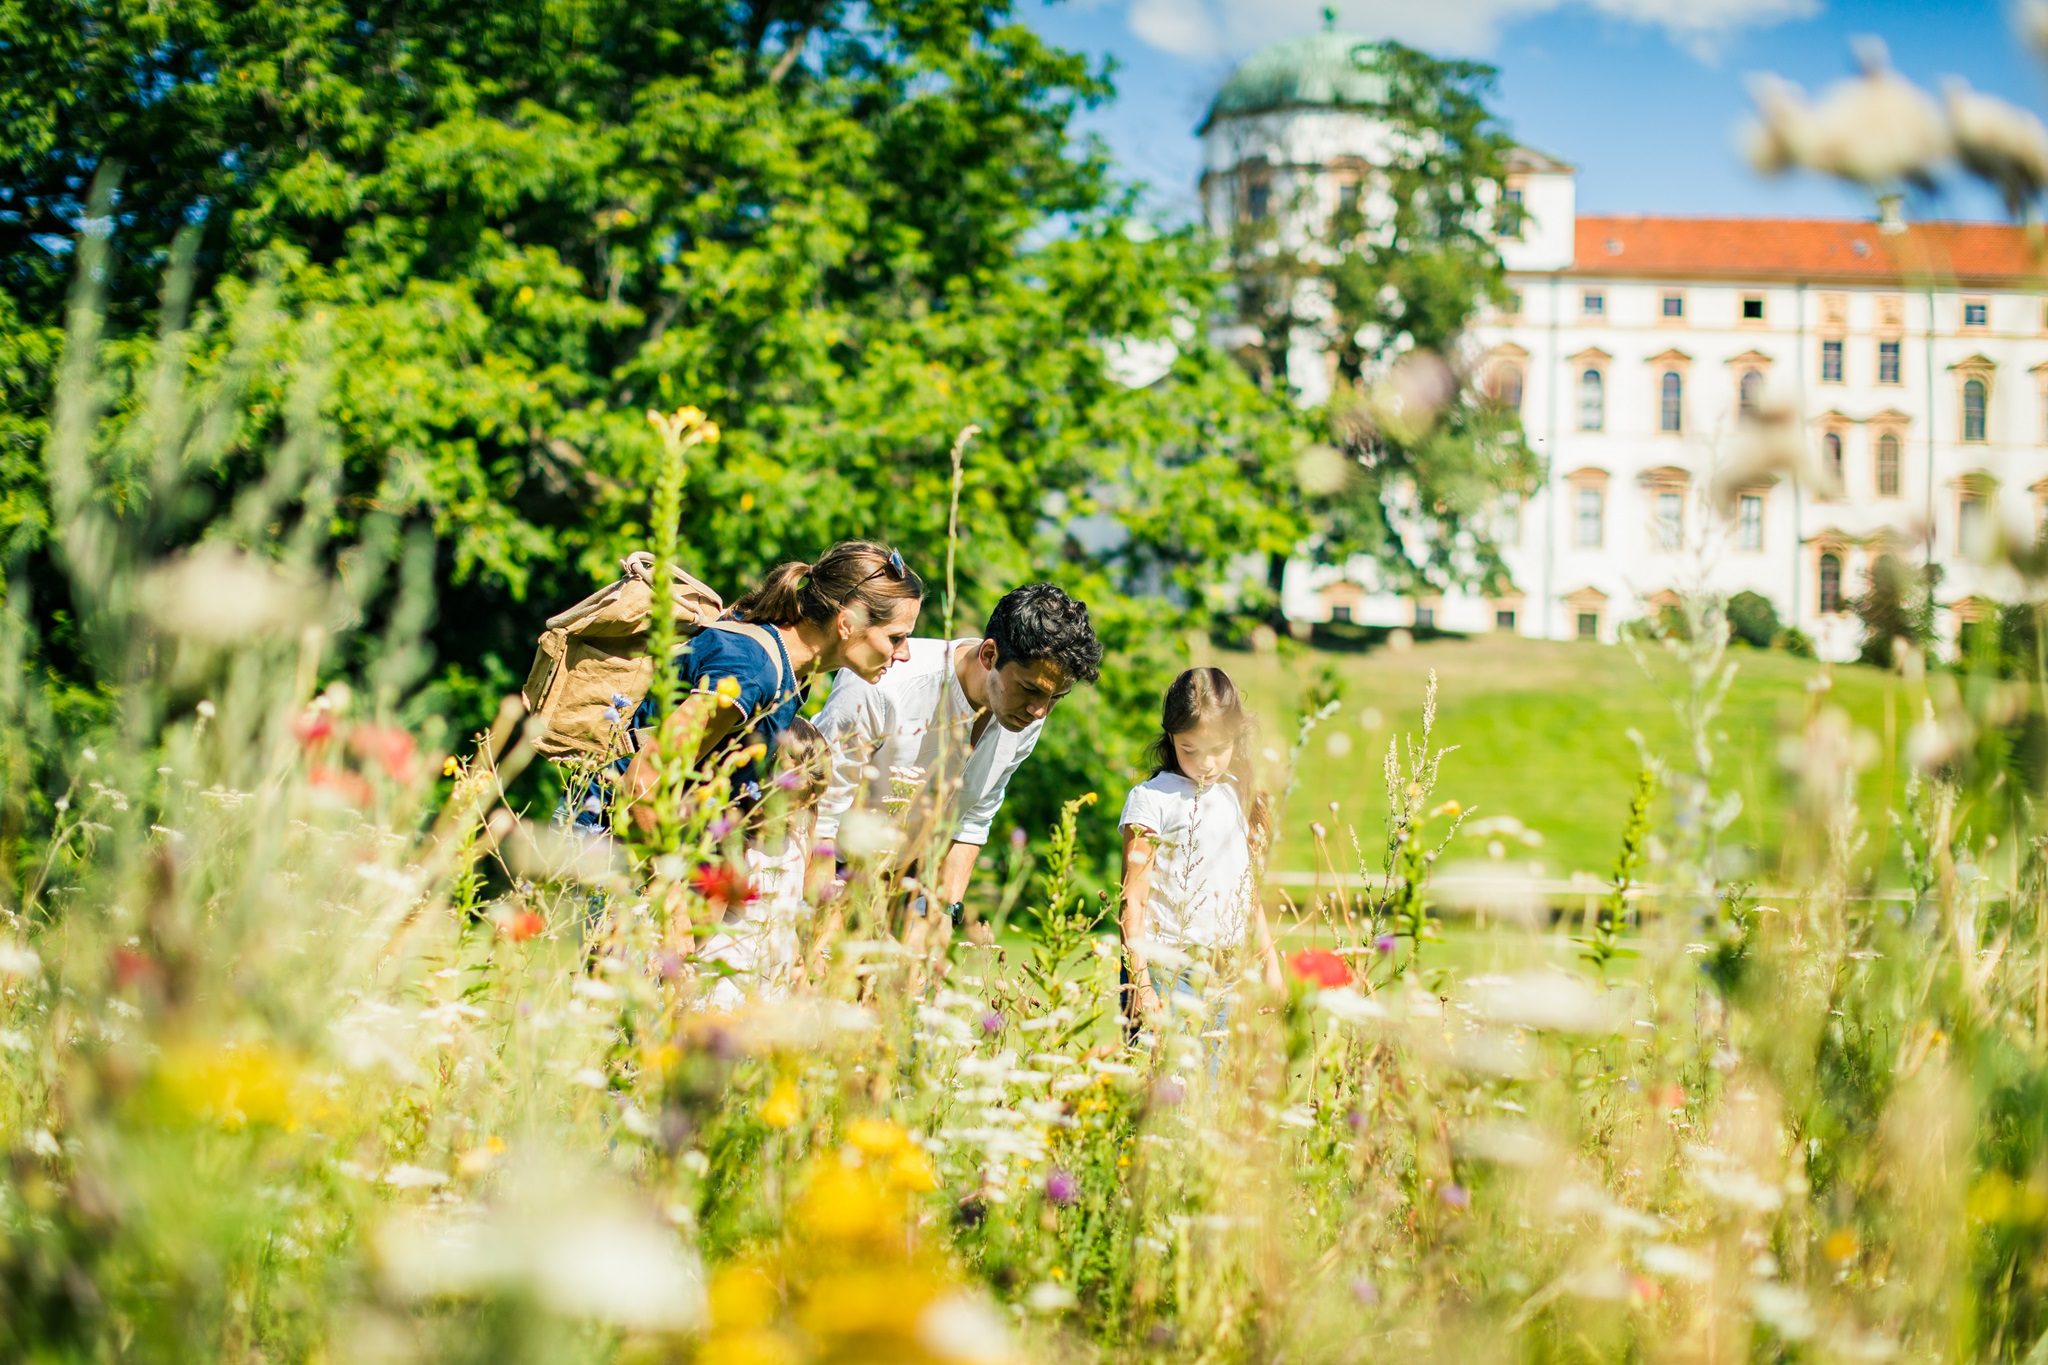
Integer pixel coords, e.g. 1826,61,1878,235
13,5,2048,1363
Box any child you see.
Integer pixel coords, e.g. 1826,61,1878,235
1118,668,1282,1027
696,719,830,1008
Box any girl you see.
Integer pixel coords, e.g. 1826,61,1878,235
1119,667,1282,1025
696,719,830,1008
625,540,923,821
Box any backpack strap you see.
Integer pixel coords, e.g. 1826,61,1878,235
703,618,800,704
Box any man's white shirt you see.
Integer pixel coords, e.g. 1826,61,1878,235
813,637,1041,848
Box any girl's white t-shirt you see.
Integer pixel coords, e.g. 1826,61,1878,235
1118,772,1254,950
697,836,808,1010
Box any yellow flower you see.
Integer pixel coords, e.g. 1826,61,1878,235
514,284,536,306
796,1162,898,1245
677,406,706,427
442,755,460,778
846,1117,910,1157
887,1146,938,1192
761,1079,801,1129
157,1039,303,1131
457,1136,507,1177
714,675,745,705
700,1328,802,1365
739,492,755,512
708,1261,780,1331
699,421,721,446
1821,1228,1859,1263
641,1041,682,1079
796,1266,938,1340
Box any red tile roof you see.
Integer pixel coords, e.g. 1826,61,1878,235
1568,215,2048,286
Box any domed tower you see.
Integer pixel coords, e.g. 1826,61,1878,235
1197,19,1397,405
1199,14,1576,405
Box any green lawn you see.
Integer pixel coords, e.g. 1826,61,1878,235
1218,635,1915,884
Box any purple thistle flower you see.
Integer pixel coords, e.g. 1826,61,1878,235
773,768,806,791
1344,1107,1366,1132
1044,1169,1079,1206
1009,827,1029,851
707,814,736,842
1152,1079,1186,1108
1438,1182,1470,1210
1374,933,1397,955
1350,1276,1380,1306
980,1010,1004,1036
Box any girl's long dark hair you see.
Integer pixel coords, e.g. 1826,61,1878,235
1148,667,1272,854
731,539,924,629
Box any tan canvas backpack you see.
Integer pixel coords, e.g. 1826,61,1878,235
520,551,724,760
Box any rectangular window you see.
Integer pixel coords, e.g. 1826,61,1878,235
1503,289,1522,316
1581,290,1605,318
1661,293,1684,320
1495,609,1516,631
1574,487,1604,549
1964,299,1989,328
1878,339,1901,385
1741,295,1765,321
1961,495,1988,554
1576,611,1599,640
1738,494,1763,550
1329,604,1353,624
1820,339,1844,383
1415,606,1435,630
1656,491,1683,550
1245,180,1271,221
1503,185,1525,239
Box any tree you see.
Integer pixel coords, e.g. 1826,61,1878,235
1726,590,1781,649
1219,43,1539,609
1851,555,1937,668
0,0,1301,848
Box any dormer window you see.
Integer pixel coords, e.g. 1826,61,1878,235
1661,293,1685,320
1964,299,1989,329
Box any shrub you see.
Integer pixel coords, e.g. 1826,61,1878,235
1726,590,1780,649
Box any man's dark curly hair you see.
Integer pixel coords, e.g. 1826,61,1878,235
984,583,1103,685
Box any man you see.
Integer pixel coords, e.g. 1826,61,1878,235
813,582,1103,944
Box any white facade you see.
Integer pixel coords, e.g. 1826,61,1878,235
1204,36,2048,659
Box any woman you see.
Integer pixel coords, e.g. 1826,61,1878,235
625,540,924,820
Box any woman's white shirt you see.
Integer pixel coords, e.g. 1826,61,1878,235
1119,772,1253,950
697,836,807,1010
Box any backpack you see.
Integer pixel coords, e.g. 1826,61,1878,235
520,551,725,760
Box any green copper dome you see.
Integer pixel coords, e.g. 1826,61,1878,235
1200,29,1390,132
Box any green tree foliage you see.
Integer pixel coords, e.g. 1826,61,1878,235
1220,43,1538,605
1851,554,1937,668
1725,589,1780,650
1,0,1305,843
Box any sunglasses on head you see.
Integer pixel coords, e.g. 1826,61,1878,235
855,548,908,590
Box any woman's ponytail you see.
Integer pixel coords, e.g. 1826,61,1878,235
731,561,811,626
731,541,924,628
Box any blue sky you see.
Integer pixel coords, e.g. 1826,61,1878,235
1019,0,2048,224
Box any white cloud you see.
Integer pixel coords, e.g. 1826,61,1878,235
1131,0,1226,57
1123,0,1819,62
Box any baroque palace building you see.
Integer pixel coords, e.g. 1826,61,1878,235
1207,26,2048,659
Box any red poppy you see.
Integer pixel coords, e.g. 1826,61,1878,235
1287,948,1353,989
109,946,161,990
502,910,547,943
292,710,335,747
308,765,374,807
1650,1083,1687,1110
689,861,756,908
350,725,419,783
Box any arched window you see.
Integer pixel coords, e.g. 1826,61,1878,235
1818,553,1843,615
1660,371,1683,433
1822,431,1844,488
1498,364,1523,413
1578,369,1604,431
1964,377,1988,443
1738,369,1763,418
1876,432,1901,496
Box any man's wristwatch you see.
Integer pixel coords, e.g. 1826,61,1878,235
947,901,966,930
